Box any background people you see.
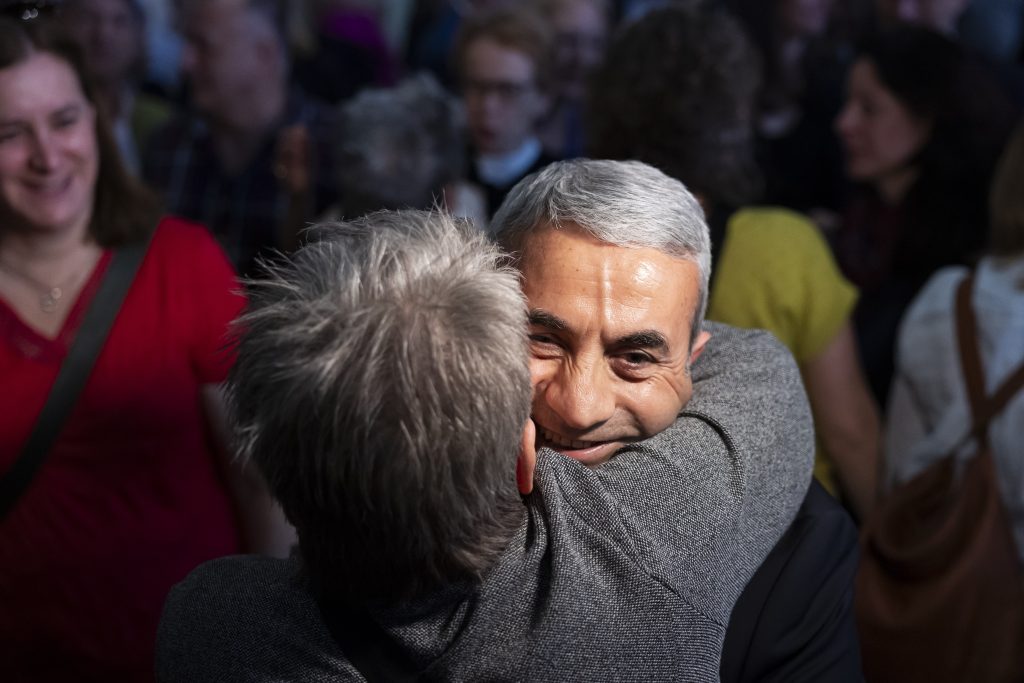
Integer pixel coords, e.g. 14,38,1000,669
142,0,337,274
455,7,557,218
588,3,879,518
833,24,1016,405
858,119,1024,683
532,0,610,159
60,0,170,173
0,17,284,680
885,120,1024,566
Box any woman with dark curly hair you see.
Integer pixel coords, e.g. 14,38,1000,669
588,2,880,519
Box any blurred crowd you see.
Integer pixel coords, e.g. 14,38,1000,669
1,0,1023,680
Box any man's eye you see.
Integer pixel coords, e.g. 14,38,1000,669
528,334,558,346
620,352,653,366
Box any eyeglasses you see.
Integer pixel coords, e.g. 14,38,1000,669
462,79,537,102
1,0,62,22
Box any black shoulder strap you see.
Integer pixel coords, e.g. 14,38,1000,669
0,239,150,519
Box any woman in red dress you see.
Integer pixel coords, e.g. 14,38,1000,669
0,16,287,681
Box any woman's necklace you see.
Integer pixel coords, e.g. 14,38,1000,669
0,258,91,314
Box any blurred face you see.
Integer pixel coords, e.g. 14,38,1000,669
0,52,98,237
836,59,932,186
462,37,549,155
777,0,833,38
552,0,608,100
180,0,272,124
875,0,971,32
63,0,144,86
521,223,709,467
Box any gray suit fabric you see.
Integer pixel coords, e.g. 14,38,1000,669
156,323,814,682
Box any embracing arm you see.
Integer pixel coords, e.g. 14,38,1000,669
201,384,296,557
687,322,816,535
600,323,815,621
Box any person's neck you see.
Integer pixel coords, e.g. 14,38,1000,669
209,86,287,175
0,218,97,278
876,165,919,206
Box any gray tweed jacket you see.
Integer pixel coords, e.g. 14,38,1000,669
156,323,814,682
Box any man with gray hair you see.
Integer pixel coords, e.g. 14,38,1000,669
157,164,813,680
493,159,859,681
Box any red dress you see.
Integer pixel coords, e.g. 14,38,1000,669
0,218,245,681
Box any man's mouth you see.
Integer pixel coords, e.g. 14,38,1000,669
539,427,605,450
537,427,619,466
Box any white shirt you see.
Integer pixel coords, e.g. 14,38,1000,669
474,138,542,190
886,257,1024,561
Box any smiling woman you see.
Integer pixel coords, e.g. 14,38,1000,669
833,25,1016,405
0,17,282,681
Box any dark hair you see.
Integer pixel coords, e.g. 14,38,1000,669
0,17,160,247
858,25,1016,278
586,4,764,207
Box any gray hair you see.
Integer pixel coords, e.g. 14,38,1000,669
229,210,531,605
335,74,466,218
491,158,711,345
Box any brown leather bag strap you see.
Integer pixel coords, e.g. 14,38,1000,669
955,273,1024,445
955,274,986,422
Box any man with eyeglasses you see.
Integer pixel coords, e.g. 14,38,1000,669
456,7,559,218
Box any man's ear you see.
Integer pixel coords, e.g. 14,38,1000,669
689,330,712,365
516,418,537,495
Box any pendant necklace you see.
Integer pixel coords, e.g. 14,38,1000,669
0,258,89,314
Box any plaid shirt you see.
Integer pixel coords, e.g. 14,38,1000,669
142,90,337,275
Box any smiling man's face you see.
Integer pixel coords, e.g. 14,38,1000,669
520,222,709,466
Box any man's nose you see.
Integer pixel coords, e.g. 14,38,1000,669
546,361,616,432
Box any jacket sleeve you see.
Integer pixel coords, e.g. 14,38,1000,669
721,479,863,683
596,322,815,624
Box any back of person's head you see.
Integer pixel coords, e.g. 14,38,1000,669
989,122,1024,258
336,74,466,218
492,158,710,345
0,15,158,246
455,6,555,95
229,211,531,606
587,3,764,207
